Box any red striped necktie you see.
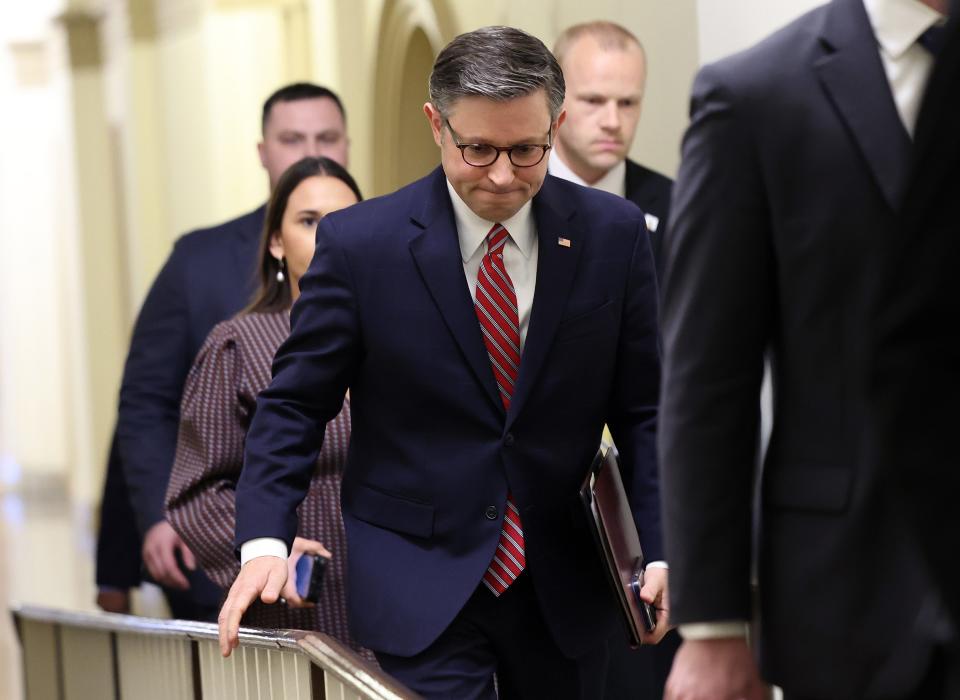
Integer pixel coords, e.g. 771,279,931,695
475,223,526,596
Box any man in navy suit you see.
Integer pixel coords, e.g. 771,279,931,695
658,1,954,698
96,83,350,619
549,21,673,282
218,26,669,698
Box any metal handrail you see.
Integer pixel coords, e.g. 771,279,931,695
14,604,305,648
12,604,420,700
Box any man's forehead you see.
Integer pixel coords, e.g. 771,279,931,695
563,40,645,73
266,98,344,130
445,92,551,123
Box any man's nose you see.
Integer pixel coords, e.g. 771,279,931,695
598,101,621,130
486,151,515,185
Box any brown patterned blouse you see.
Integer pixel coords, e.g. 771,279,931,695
165,311,362,652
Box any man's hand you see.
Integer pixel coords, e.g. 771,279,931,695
638,566,672,644
665,638,766,700
142,520,196,590
218,556,287,657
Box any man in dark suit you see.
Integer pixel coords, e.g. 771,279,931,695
867,2,960,647
549,20,678,699
218,26,669,699
96,83,350,619
549,21,673,280
658,1,954,698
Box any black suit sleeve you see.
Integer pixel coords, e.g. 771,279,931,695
116,239,195,534
658,64,774,624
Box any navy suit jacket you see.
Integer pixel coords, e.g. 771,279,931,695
236,167,662,658
624,159,673,282
114,206,263,535
660,0,942,696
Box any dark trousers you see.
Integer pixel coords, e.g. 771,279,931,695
375,574,610,700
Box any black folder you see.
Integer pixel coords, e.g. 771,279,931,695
579,444,656,647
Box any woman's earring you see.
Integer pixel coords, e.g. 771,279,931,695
276,257,285,283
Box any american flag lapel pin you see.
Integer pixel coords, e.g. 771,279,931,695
558,237,571,248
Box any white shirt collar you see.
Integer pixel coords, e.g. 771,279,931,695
548,149,627,198
445,179,536,263
863,0,946,59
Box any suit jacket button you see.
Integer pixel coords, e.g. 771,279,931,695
504,433,515,447
485,505,498,520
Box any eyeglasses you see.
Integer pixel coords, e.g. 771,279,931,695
444,119,552,168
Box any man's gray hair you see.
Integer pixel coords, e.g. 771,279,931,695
428,26,565,122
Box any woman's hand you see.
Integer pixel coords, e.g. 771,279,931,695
279,537,332,608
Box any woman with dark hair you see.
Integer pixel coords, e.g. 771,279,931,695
165,157,363,647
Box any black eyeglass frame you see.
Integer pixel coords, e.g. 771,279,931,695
443,118,553,168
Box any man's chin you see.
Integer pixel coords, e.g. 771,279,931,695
588,152,625,170
470,192,527,222
473,205,523,222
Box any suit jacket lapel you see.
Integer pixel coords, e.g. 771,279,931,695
408,169,505,415
506,177,583,428
813,0,911,212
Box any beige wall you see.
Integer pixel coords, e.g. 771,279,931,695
0,35,72,485
696,0,826,65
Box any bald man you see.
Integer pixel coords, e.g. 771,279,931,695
551,21,673,282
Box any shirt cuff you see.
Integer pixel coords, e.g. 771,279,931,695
679,622,749,640
240,537,288,565
645,560,668,569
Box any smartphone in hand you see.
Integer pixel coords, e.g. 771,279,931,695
295,553,328,603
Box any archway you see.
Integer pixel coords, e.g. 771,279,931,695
395,28,438,187
372,0,453,195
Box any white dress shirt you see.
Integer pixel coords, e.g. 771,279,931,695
548,149,627,198
447,180,538,350
680,0,947,643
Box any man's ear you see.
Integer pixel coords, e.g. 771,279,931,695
257,141,267,169
268,231,284,259
423,102,444,147
553,109,567,136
